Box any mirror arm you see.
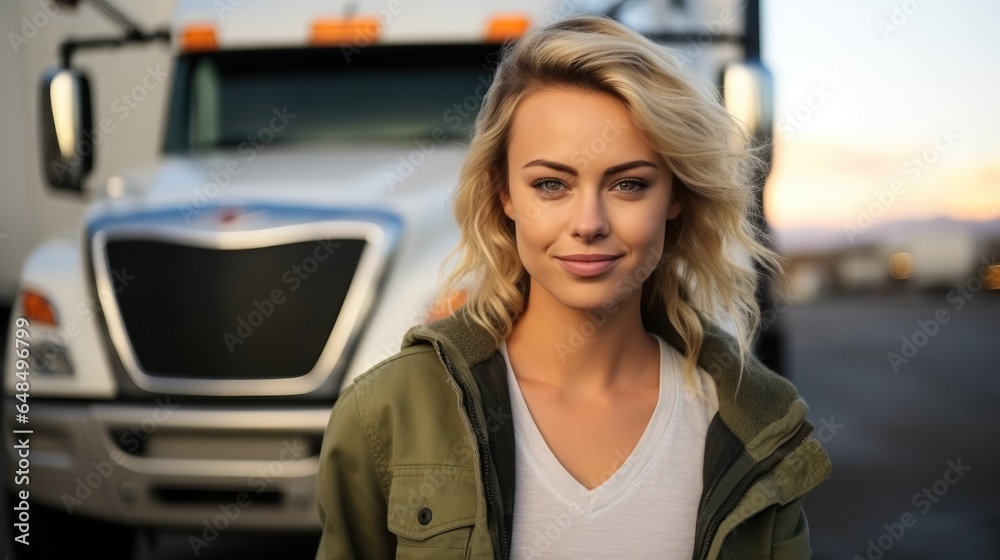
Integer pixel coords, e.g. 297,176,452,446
59,28,170,68
55,0,170,67
88,0,143,37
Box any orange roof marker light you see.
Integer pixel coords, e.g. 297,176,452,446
486,14,531,43
180,24,218,52
22,289,58,326
311,17,381,47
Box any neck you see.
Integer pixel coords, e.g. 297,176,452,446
505,279,659,397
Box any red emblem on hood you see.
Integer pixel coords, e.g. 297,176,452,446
216,207,246,223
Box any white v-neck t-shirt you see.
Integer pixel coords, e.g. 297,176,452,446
499,333,719,559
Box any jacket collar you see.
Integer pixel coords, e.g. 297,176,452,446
402,303,809,459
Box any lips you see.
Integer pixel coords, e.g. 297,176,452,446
555,254,624,277
556,254,622,262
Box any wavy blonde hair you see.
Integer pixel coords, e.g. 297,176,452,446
436,15,783,387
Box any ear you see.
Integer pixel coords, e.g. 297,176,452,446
666,173,683,220
500,186,514,220
666,194,682,221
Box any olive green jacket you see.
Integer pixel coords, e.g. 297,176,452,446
315,306,832,559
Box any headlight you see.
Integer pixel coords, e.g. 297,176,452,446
33,341,74,375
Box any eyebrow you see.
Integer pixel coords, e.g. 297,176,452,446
521,159,659,177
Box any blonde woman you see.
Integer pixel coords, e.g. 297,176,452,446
316,15,832,560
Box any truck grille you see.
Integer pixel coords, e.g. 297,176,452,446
103,238,366,380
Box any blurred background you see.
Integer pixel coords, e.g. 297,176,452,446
0,0,997,559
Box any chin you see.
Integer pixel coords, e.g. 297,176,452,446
535,277,631,314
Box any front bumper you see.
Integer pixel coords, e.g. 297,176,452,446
3,398,330,530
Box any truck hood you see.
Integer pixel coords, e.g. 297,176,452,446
102,143,470,216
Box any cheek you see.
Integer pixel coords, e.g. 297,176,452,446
509,194,554,240
513,214,554,252
632,224,666,258
633,191,673,245
618,206,667,245
624,222,668,279
511,191,545,224
510,210,564,272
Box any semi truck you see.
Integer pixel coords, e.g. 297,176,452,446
3,0,776,556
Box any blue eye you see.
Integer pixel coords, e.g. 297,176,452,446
612,178,649,195
530,179,565,193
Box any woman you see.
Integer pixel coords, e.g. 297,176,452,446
315,15,832,560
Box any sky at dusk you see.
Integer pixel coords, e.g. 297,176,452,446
761,0,1000,230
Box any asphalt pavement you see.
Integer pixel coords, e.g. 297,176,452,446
786,292,999,560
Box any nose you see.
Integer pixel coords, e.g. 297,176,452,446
569,188,610,241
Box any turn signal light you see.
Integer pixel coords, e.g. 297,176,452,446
22,289,58,326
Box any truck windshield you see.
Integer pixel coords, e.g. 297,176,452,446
164,44,499,152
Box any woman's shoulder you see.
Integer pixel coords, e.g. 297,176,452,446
347,343,450,398
684,323,824,453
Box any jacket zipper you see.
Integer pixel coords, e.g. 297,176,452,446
695,422,813,560
433,341,509,560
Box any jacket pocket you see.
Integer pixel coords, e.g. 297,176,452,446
386,465,479,559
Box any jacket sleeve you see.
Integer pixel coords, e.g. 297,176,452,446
769,496,812,559
315,382,396,560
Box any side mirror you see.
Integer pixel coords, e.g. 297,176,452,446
721,60,773,141
39,66,93,193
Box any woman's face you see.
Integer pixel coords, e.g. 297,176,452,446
500,87,681,313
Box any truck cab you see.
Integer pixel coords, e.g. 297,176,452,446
4,0,774,556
